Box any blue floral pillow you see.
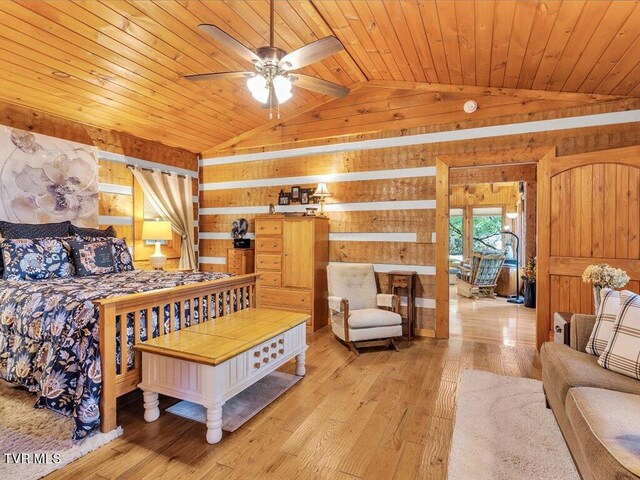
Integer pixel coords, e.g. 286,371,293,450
77,236,134,272
2,238,74,280
68,240,115,276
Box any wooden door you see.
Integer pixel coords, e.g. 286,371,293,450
282,219,314,289
537,146,640,348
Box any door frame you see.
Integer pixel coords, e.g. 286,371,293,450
434,147,552,340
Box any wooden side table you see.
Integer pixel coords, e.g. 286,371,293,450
388,270,418,339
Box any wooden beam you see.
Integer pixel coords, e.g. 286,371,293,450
202,82,366,156
440,146,550,167
435,158,450,339
366,80,630,104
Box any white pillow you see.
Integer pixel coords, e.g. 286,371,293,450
598,290,640,380
585,288,620,356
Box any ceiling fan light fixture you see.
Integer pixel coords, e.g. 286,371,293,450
246,75,269,103
273,75,292,104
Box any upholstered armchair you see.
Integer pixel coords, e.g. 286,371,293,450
327,263,403,355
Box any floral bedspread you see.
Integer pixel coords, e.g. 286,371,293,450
0,270,233,439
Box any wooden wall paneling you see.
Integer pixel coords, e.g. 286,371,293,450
536,148,554,348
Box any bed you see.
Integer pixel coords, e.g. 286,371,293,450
0,269,258,439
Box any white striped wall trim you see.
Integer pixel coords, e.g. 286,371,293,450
199,256,227,265
98,183,133,195
199,232,418,243
197,258,435,275
200,167,436,191
200,199,435,216
201,110,640,166
400,297,436,309
99,215,133,226
99,150,198,178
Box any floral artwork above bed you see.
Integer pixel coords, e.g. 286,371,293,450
0,125,99,226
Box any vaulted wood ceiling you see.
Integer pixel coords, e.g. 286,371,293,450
1,0,639,153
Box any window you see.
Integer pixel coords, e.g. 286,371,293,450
472,207,503,252
449,208,464,260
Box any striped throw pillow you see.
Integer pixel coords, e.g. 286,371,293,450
598,290,640,380
585,289,620,356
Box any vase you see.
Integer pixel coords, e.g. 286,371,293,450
523,280,536,308
593,285,602,313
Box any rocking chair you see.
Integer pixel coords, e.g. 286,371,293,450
457,251,506,299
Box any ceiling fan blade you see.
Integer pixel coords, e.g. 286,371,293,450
184,71,254,82
289,74,350,97
279,36,345,71
198,24,262,65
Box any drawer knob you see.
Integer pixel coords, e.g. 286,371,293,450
254,362,261,369
254,351,260,357
555,326,562,333
278,339,284,344
271,353,277,359
271,342,277,348
278,349,284,354
263,347,269,353
263,358,269,364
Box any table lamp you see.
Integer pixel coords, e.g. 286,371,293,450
313,183,331,215
142,220,173,269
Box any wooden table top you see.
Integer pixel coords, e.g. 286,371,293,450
135,308,309,366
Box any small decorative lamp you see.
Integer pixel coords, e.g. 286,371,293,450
142,220,173,269
313,183,331,215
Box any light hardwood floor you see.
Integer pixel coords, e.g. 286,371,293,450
48,328,541,480
449,286,537,348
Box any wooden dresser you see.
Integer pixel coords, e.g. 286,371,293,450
254,215,329,331
226,248,254,275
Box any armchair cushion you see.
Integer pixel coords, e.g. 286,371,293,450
341,309,402,329
327,263,377,310
376,293,396,309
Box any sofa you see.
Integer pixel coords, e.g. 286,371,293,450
541,314,640,480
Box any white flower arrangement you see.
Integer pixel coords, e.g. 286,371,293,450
582,264,630,289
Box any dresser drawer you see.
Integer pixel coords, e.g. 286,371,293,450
256,254,281,271
256,219,282,236
258,287,312,310
255,237,282,253
259,272,281,287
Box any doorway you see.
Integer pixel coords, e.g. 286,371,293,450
435,153,544,346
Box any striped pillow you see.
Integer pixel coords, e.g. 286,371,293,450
598,290,640,380
585,289,620,356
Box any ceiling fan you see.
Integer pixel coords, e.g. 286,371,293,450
185,0,350,116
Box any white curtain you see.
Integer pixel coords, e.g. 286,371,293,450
131,167,197,271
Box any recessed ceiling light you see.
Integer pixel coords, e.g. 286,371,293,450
52,71,71,78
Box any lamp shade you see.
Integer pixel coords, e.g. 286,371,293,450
142,220,173,241
313,182,331,198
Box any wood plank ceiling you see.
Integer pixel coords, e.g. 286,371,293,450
0,0,639,153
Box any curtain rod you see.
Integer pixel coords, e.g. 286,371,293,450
127,164,187,179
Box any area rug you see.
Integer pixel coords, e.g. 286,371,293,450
0,381,122,480
166,371,301,432
448,370,579,480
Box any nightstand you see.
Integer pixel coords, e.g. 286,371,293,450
554,312,573,346
227,248,255,275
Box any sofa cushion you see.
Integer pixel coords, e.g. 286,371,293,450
331,319,402,342
541,342,640,404
586,288,620,356
566,387,640,479
599,290,640,380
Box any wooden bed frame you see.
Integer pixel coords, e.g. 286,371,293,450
95,273,259,433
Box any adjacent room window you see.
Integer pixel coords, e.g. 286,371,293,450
449,208,464,261
472,207,503,252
